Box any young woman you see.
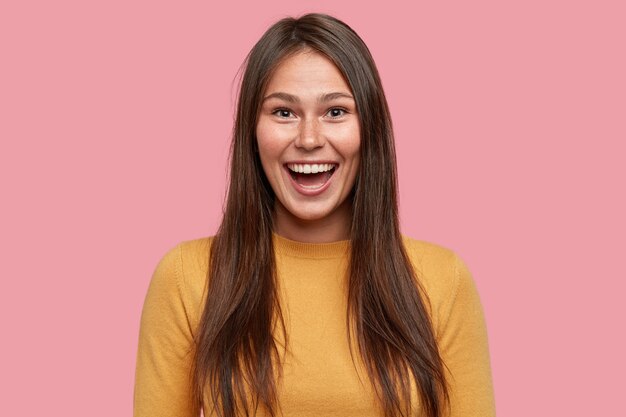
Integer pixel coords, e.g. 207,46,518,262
134,13,495,417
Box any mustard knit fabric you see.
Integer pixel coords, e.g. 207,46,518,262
134,233,496,417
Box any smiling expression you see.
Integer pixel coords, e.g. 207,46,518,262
255,49,361,240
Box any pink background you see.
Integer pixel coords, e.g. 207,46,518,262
1,1,624,415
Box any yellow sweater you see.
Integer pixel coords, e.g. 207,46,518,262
134,233,495,417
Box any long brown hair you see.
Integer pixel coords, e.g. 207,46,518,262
192,13,449,417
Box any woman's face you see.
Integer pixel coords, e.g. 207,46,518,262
256,50,360,241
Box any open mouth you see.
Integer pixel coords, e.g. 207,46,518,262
285,163,337,190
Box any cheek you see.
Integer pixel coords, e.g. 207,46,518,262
256,120,275,155
342,124,361,183
255,120,285,177
339,123,361,163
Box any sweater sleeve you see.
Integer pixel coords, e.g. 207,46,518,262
438,253,496,417
133,244,200,417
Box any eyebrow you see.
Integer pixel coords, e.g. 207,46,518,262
262,91,354,104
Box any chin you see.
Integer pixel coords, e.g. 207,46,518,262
288,207,334,222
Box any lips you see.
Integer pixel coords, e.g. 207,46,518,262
283,163,337,196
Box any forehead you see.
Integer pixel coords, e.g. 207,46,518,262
264,50,352,95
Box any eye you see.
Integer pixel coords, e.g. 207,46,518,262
272,108,295,119
326,108,347,119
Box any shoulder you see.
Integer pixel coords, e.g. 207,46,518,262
176,235,214,274
155,236,213,279
153,236,215,331
400,234,462,287
401,234,458,268
400,234,475,339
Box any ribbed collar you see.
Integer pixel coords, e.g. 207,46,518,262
272,232,350,259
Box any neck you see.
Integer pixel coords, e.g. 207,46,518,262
272,200,352,243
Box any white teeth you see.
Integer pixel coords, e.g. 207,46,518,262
287,163,336,174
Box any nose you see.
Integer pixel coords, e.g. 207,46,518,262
294,117,324,151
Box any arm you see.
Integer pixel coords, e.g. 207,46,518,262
438,254,496,417
133,244,200,417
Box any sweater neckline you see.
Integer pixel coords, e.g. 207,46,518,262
272,232,350,259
